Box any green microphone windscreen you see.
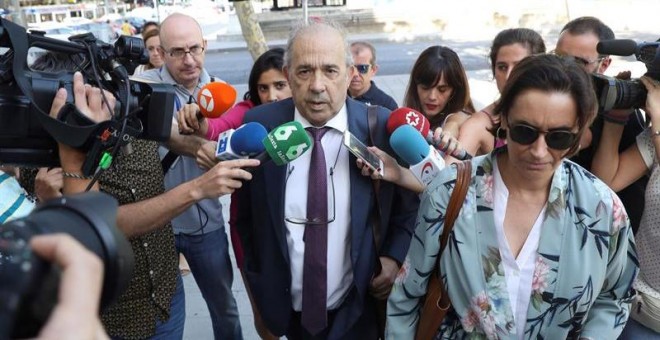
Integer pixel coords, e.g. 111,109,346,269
262,121,313,166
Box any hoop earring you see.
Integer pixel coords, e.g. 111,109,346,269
496,127,506,139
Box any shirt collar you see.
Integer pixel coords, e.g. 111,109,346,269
157,66,212,96
294,101,348,134
352,81,377,100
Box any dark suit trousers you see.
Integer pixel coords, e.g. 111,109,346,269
285,291,379,340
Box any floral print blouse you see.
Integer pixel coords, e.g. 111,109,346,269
386,150,638,340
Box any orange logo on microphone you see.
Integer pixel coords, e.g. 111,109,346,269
198,88,215,113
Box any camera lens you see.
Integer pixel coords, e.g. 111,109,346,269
0,192,134,339
613,78,647,110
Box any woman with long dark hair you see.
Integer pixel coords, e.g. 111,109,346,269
404,45,475,138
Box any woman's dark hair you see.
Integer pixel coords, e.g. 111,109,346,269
403,45,474,128
245,47,286,106
489,28,546,78
141,21,159,38
494,54,597,156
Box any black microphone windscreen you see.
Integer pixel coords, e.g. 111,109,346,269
597,39,637,56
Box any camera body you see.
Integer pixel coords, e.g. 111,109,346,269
593,39,660,112
0,18,175,172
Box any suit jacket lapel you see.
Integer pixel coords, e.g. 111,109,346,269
264,100,296,264
346,100,374,266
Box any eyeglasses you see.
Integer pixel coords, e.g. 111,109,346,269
284,165,336,225
549,50,604,69
508,123,578,150
161,45,205,59
354,64,372,74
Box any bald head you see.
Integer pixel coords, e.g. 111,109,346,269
285,20,352,69
158,13,207,91
160,13,203,46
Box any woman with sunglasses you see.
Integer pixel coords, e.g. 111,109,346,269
457,28,546,157
386,54,638,339
591,77,660,338
404,45,475,144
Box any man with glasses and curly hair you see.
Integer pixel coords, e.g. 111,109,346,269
136,12,244,340
347,41,398,111
555,16,648,234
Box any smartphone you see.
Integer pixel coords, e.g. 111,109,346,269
342,130,384,177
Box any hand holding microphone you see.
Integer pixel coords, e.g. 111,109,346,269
386,107,472,160
177,82,237,136
389,124,446,193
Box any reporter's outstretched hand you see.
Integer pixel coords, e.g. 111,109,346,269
177,103,208,136
31,234,109,340
196,141,218,170
432,127,461,158
356,146,395,181
355,146,425,194
190,158,260,199
641,76,660,119
34,167,63,201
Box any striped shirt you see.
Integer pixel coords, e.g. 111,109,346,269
0,171,35,223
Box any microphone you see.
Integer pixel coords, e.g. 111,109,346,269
386,107,431,136
390,124,445,188
215,122,268,161
197,82,237,118
224,121,312,167
386,107,473,160
260,121,312,166
596,39,637,56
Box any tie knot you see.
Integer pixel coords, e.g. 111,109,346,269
307,127,330,142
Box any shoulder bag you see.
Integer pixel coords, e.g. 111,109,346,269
415,160,472,340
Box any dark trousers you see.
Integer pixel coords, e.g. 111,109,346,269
286,309,340,340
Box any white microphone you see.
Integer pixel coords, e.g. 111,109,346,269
390,125,447,187
408,145,446,187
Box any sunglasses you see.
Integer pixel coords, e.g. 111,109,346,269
549,50,604,69
508,123,578,150
355,64,372,74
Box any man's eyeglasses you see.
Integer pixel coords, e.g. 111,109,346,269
284,166,336,225
161,45,205,59
355,64,372,74
508,123,578,150
549,50,604,68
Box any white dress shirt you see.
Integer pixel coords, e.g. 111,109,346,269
493,161,545,339
285,104,353,311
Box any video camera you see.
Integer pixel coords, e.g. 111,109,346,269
592,38,660,113
0,18,176,175
0,192,134,339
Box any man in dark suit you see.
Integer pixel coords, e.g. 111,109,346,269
234,20,419,339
